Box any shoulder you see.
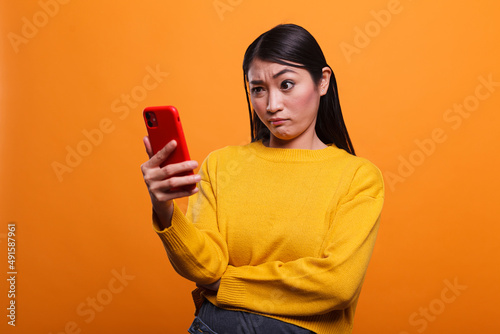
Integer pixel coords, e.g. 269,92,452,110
200,142,259,171
204,142,259,162
326,146,380,174
322,147,384,199
343,153,384,200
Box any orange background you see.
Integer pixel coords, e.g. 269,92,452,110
1,1,499,333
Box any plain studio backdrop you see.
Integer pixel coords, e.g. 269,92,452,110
1,1,499,333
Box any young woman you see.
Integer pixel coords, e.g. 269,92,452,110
141,24,384,334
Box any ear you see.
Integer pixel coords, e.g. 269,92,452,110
319,67,332,96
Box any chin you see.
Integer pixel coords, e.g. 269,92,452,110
272,135,299,145
271,132,294,141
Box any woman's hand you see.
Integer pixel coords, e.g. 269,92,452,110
141,136,201,229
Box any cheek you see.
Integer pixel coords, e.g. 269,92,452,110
290,87,320,113
251,98,267,121
250,98,261,113
250,97,263,111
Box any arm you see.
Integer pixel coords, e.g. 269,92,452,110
215,163,384,316
148,150,229,284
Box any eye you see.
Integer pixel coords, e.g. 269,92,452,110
281,80,294,90
251,86,264,95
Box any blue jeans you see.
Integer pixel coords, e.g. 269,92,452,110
188,301,315,334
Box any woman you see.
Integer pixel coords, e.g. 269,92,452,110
141,24,384,334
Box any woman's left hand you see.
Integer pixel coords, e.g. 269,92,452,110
197,279,221,291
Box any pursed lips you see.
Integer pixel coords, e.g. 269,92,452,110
268,118,288,126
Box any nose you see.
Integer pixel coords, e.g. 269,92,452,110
266,89,283,113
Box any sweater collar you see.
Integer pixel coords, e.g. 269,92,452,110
249,140,343,162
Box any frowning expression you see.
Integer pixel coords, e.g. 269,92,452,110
247,59,330,149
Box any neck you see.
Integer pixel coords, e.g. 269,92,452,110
267,133,327,150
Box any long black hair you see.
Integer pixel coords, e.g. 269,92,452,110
242,24,355,155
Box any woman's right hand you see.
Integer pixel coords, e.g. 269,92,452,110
141,136,201,229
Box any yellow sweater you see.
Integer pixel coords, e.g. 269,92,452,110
153,140,384,334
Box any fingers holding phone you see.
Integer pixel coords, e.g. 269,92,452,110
141,106,199,227
141,138,200,197
143,136,178,165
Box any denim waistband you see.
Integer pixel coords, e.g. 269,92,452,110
188,300,315,334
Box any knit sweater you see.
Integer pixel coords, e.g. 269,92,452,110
153,140,384,334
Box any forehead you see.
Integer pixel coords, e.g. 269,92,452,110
247,59,306,80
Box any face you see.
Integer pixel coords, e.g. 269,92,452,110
247,58,331,149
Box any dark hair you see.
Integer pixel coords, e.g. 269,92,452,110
242,24,355,155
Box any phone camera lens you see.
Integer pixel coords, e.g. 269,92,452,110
145,113,151,119
147,120,153,127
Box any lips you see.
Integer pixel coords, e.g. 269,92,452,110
269,118,287,126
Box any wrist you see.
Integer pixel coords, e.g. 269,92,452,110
152,201,174,230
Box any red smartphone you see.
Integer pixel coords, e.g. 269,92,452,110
143,105,194,179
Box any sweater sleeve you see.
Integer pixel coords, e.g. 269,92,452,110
153,155,228,285
216,162,384,316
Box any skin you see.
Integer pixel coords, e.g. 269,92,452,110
247,58,331,150
141,60,331,291
141,138,200,229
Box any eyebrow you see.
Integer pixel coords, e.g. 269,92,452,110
249,68,297,85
